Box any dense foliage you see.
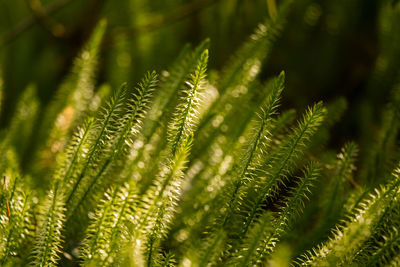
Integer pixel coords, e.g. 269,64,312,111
1,0,400,266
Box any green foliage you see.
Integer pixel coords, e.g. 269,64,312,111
0,168,34,266
81,183,137,266
1,1,400,267
30,182,65,267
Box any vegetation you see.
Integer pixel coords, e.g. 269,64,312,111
1,0,400,266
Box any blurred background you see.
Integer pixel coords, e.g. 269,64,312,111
0,0,399,152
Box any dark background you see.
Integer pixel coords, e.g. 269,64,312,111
0,0,399,150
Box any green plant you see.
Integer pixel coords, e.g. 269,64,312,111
1,1,400,266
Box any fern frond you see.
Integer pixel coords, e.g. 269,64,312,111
160,252,176,267
143,40,209,140
239,102,326,239
134,51,208,236
194,72,285,266
111,71,158,161
168,49,208,156
29,182,65,267
190,0,292,156
65,83,127,217
291,142,359,255
296,164,400,266
363,226,400,266
132,41,209,191
0,171,34,265
57,118,95,187
232,212,274,267
193,230,226,267
81,183,137,266
145,206,165,267
351,181,400,265
232,162,320,266
170,107,297,257
136,137,193,261
223,71,285,226
67,73,157,234
142,137,193,229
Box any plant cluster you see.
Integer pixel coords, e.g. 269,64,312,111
1,1,400,266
